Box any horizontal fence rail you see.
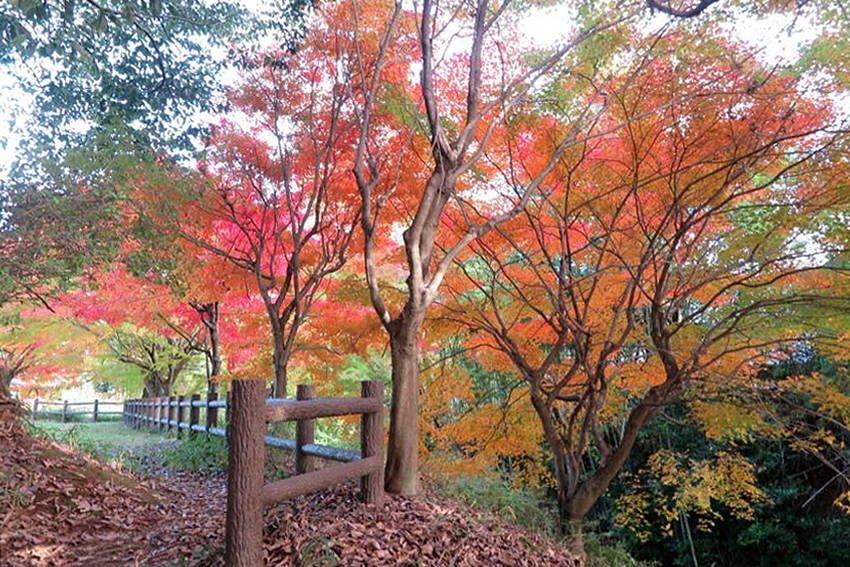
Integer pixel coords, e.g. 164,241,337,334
32,399,124,423
225,379,385,567
121,392,362,462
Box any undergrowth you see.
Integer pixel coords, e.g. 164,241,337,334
163,434,228,473
433,474,561,537
432,473,657,566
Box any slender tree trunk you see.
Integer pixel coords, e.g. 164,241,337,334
208,304,222,398
0,375,11,400
272,338,288,398
530,392,582,549
385,316,421,495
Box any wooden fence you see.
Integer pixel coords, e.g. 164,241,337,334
121,391,361,463
32,399,124,422
224,379,384,567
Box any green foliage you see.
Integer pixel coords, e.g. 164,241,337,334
584,534,658,567
162,434,228,473
433,474,561,537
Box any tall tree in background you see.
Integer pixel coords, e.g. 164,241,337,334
344,0,683,494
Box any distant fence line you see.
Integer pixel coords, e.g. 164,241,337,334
31,399,124,422
121,391,361,463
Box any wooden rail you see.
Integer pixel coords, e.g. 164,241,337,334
225,379,384,567
31,399,124,422
122,393,361,462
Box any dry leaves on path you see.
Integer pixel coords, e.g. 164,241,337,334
0,426,225,567
2,422,580,566
200,482,580,567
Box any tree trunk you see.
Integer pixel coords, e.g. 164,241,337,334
208,302,222,397
0,374,11,399
273,349,287,398
384,318,420,495
530,392,581,548
271,327,288,398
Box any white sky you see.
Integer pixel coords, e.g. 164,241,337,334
0,4,822,180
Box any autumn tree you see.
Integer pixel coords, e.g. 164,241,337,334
131,42,361,397
57,264,211,397
440,31,849,551
340,0,704,494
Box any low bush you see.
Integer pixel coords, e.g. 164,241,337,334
432,474,560,536
163,434,228,473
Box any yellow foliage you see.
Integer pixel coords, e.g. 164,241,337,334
615,449,766,541
692,400,766,443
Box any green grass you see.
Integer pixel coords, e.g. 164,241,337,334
431,473,657,567
26,420,292,478
30,421,161,451
432,474,561,537
163,434,228,473
27,420,176,472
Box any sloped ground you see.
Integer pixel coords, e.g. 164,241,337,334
1,419,579,566
0,423,225,566
253,484,580,567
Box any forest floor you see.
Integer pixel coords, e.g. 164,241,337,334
1,420,580,567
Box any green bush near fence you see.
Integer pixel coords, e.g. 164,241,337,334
163,434,228,473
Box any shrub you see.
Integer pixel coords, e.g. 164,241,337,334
163,434,228,473
433,474,560,536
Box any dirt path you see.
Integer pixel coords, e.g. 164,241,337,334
2,424,579,566
1,426,226,566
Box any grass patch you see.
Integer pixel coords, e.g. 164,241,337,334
432,473,657,567
163,434,228,473
26,420,175,472
432,474,561,537
585,534,659,567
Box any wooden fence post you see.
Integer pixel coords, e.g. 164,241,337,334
225,390,232,439
32,399,39,419
62,400,68,423
93,399,99,423
154,397,161,431
166,396,174,435
295,384,315,474
176,395,186,438
206,392,218,432
361,380,384,507
225,379,265,567
189,394,200,438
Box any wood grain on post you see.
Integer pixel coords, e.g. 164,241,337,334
62,400,68,423
265,397,382,423
224,379,266,567
189,394,200,437
225,390,231,436
207,391,218,432
263,456,382,506
176,395,186,438
361,380,385,507
93,399,99,423
295,384,315,474
168,396,176,434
